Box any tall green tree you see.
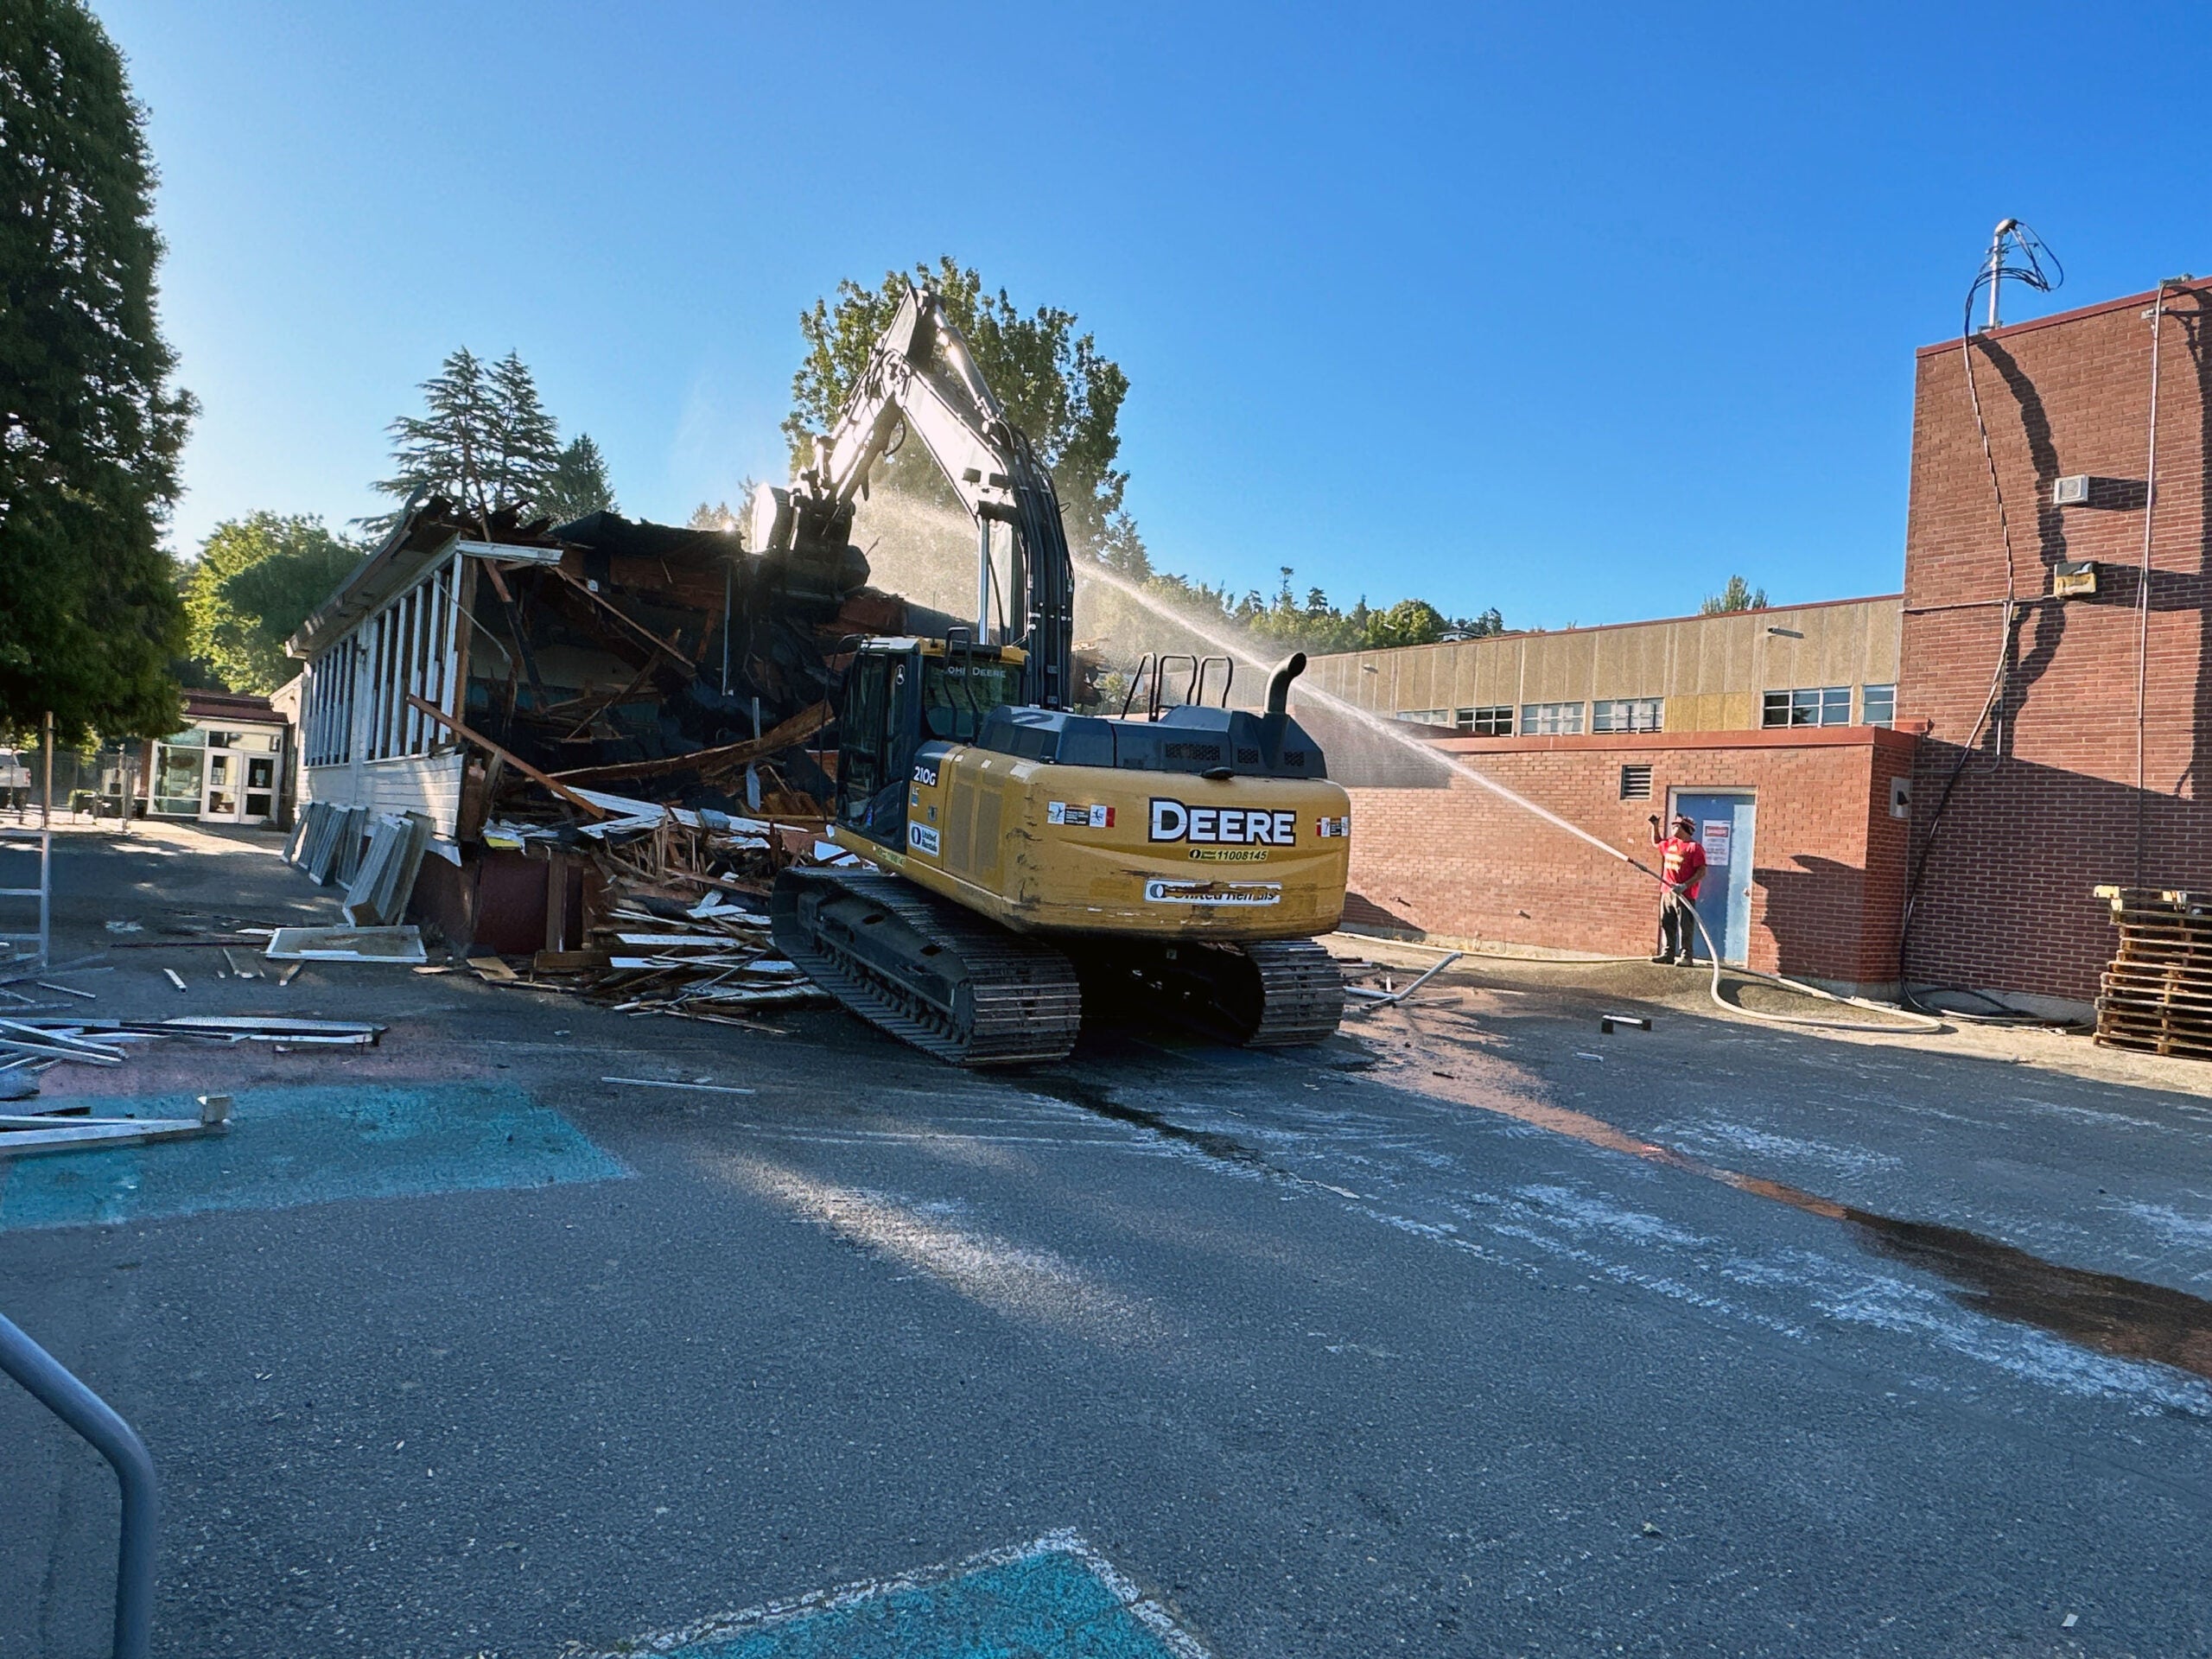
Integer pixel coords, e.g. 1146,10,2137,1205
0,0,195,741
372,348,575,530
786,257,1144,568
183,512,358,693
541,434,617,524
1700,574,1767,613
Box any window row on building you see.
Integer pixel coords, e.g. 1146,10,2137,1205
1761,683,1894,728
300,561,463,769
1392,683,1897,737
302,635,359,766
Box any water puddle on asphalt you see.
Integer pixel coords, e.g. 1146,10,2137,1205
1042,1067,2212,1387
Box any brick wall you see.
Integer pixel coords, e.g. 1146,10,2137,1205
1343,728,1916,987
1899,278,2212,1001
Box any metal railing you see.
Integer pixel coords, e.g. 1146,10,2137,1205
0,826,50,969
0,1312,157,1659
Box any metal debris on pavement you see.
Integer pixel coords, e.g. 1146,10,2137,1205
341,813,433,926
1342,951,1465,1012
0,1091,231,1158
264,925,429,963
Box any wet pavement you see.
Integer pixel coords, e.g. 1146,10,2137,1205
3,825,2211,1656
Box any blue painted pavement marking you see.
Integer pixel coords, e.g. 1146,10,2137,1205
0,1083,624,1230
584,1532,1208,1659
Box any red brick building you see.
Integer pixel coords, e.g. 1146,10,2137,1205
1899,277,2212,1008
1309,272,2211,1011
1341,728,1915,990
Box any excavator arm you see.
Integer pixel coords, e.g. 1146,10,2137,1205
749,286,1076,709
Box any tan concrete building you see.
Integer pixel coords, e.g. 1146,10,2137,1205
1306,594,1903,737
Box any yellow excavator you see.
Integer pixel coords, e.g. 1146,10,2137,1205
759,287,1351,1065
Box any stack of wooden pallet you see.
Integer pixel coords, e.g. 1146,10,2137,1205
2094,886,2212,1059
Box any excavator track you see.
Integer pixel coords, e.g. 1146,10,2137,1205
1236,938,1351,1046
770,868,1084,1066
1077,937,1347,1049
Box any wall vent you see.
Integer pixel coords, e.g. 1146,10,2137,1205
1619,764,1653,801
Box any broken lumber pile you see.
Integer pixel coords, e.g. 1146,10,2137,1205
470,785,840,1024
2094,886,2212,1059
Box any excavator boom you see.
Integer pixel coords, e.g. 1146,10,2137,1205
749,286,1075,709
762,287,1351,1065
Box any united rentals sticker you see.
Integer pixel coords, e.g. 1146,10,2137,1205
1188,848,1268,862
1315,815,1350,838
907,822,941,856
1142,878,1281,906
1047,802,1114,829
1148,799,1299,846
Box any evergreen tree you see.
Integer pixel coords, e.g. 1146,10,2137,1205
541,434,617,525
372,348,576,530
1700,574,1767,614
486,350,558,508
183,513,359,693
0,0,195,741
374,347,499,528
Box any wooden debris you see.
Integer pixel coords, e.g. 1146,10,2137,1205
2095,887,2212,1058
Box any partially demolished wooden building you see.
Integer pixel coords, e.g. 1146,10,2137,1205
284,499,934,949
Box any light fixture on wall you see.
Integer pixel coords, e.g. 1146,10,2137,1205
1765,626,1804,639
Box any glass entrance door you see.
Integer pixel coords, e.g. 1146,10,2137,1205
194,728,279,824
201,747,241,822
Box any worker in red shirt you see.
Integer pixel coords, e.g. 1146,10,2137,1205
1648,813,1707,965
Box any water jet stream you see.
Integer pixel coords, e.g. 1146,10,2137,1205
1074,560,1940,1034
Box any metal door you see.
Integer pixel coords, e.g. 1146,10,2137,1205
1670,790,1756,965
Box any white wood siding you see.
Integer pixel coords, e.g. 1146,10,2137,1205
299,753,466,836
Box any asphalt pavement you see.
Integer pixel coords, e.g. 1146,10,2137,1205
3,823,2209,1657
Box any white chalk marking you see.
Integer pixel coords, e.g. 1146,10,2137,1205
601,1076,755,1096
572,1529,1211,1659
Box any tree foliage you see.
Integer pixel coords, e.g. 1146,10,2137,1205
0,0,195,741
1185,569,1503,654
541,433,617,525
785,257,1143,566
1700,574,1767,614
183,512,357,693
372,348,598,531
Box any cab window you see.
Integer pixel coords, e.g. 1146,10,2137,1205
921,657,1021,741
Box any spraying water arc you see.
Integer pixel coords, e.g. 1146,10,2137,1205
1076,560,1941,1034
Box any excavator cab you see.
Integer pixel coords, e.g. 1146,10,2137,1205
832,636,1026,854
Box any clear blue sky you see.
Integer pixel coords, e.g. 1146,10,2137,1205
99,0,2211,631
